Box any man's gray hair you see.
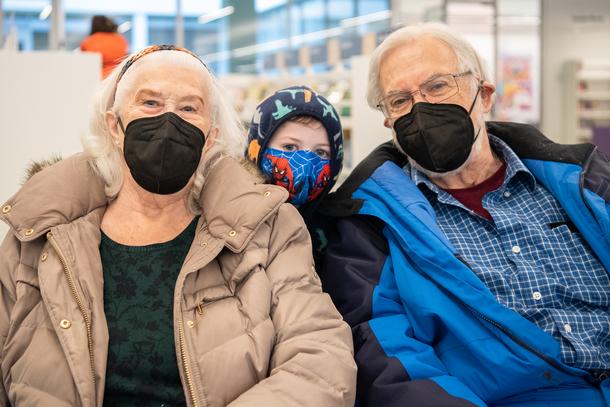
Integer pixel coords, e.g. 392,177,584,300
82,50,245,213
367,22,491,110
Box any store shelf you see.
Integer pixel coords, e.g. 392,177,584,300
563,59,610,144
578,110,610,120
577,71,610,81
578,91,610,101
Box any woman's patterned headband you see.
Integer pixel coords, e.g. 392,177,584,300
115,44,208,84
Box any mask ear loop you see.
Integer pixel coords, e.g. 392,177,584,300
467,80,485,143
467,80,484,115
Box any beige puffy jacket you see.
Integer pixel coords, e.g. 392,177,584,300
0,154,356,407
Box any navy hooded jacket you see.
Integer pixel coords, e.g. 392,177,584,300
319,122,610,406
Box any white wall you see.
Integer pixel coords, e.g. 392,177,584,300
541,0,610,142
0,51,100,239
350,55,392,168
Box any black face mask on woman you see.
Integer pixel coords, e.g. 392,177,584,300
119,112,206,195
393,86,482,173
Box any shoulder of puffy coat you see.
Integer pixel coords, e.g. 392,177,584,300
198,155,289,252
2,153,106,241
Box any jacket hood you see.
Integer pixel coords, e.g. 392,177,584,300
23,155,63,183
1,153,288,249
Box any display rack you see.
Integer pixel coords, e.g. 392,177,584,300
562,60,610,144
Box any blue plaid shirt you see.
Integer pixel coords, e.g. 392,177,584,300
407,135,610,371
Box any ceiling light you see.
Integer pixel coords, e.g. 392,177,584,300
198,6,235,24
39,5,52,21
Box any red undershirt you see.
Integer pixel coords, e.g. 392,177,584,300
441,161,507,221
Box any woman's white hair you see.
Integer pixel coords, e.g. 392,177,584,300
82,49,245,213
366,22,491,110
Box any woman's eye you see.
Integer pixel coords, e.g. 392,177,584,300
282,144,297,151
316,149,330,159
181,105,196,112
144,100,158,107
390,96,409,108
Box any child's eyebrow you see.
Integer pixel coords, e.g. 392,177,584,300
278,135,303,144
313,142,331,149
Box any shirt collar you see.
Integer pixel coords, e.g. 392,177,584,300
407,133,537,197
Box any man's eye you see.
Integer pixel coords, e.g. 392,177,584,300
181,105,196,112
144,100,158,107
427,81,450,93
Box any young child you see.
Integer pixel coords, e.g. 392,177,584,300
246,85,343,220
246,86,344,265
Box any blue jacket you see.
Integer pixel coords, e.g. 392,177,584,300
319,122,610,406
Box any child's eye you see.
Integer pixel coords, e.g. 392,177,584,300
282,144,298,152
315,149,330,159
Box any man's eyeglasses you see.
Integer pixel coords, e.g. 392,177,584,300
377,71,473,119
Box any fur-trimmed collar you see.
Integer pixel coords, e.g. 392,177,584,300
2,154,287,249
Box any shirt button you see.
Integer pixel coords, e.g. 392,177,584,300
532,291,542,300
511,245,521,254
564,323,572,333
503,191,511,198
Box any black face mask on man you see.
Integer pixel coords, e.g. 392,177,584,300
393,85,482,173
119,112,206,195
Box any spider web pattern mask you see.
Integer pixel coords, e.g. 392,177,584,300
261,147,331,207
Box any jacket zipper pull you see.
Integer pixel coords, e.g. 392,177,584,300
196,302,204,315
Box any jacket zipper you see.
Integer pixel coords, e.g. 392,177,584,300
47,233,96,385
178,319,200,407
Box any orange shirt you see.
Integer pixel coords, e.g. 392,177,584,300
80,32,128,78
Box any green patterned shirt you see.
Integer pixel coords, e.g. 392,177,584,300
100,217,198,406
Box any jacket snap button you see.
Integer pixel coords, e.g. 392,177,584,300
264,191,271,197
200,241,207,247
228,230,237,237
1,204,11,214
60,319,72,329
24,228,34,236
41,252,48,262
187,320,195,328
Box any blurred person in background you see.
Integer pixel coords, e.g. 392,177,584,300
0,45,356,406
80,15,128,79
321,22,610,407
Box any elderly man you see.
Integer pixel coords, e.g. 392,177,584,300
320,23,610,406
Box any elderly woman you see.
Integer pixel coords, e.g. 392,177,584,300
0,45,356,406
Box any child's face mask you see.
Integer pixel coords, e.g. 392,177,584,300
261,147,331,206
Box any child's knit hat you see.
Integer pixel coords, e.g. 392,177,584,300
246,85,344,199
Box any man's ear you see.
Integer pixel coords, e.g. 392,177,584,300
480,81,496,114
204,127,219,153
105,110,122,147
383,118,392,129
